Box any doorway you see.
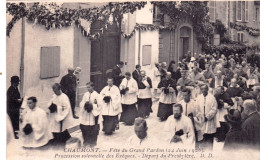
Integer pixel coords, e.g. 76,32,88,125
179,26,191,61
90,21,120,92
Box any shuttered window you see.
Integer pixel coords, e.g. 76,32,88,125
209,0,216,22
256,8,259,22
236,1,242,21
245,1,248,21
236,1,248,22
40,46,60,79
237,32,244,42
142,45,152,66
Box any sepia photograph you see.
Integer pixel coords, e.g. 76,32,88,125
5,0,260,159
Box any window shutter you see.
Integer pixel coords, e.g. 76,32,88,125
142,45,152,66
40,46,60,79
236,1,242,21
257,8,259,22
245,1,248,21
209,1,216,22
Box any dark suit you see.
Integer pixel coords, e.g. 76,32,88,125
7,86,22,132
111,66,124,87
223,125,248,150
242,112,260,150
132,70,140,82
60,73,77,116
215,92,234,141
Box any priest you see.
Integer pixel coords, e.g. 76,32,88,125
100,77,122,135
164,104,195,148
137,70,153,118
157,72,177,121
176,70,195,102
79,82,102,147
48,83,76,147
21,97,53,148
119,72,138,126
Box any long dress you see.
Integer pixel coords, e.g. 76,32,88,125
157,78,177,121
119,78,138,125
137,76,153,118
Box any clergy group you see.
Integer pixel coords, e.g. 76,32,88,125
6,52,260,151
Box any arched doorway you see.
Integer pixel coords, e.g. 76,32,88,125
179,26,192,61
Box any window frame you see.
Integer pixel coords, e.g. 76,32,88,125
209,0,216,23
237,31,244,43
256,8,260,22
245,1,248,22
236,1,242,21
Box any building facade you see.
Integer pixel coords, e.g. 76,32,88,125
209,1,260,48
6,2,159,110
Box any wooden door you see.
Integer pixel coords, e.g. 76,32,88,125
158,30,171,64
180,37,189,61
179,26,191,61
90,21,120,92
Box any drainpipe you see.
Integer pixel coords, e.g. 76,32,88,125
126,13,130,71
138,28,141,65
20,17,25,97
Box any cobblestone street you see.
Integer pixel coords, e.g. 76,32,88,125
7,100,226,160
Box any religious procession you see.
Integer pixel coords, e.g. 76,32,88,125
6,1,260,159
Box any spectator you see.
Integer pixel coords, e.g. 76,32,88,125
242,100,260,150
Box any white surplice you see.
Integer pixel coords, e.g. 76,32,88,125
21,107,53,148
48,93,77,133
100,85,122,116
195,93,217,135
79,90,102,125
120,78,138,105
164,115,195,148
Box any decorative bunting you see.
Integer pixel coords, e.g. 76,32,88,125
6,2,147,38
230,22,260,37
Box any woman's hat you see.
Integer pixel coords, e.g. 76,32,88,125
224,109,242,124
190,57,196,61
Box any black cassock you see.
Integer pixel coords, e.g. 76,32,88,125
111,66,124,87
137,77,153,118
7,86,22,131
157,78,176,121
60,74,77,116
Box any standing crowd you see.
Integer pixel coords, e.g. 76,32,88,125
7,52,260,151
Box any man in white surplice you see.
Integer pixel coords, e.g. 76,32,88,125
179,88,203,142
79,82,102,147
126,118,156,147
21,97,53,148
164,104,195,148
48,83,76,145
100,77,122,135
119,72,138,125
195,84,217,150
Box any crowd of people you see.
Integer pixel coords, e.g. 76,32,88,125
6,52,260,152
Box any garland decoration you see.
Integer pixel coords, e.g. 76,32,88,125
6,2,147,39
230,22,260,37
120,23,175,39
151,1,214,45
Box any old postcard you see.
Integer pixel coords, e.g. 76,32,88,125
6,0,260,160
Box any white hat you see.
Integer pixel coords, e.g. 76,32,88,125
190,57,196,61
